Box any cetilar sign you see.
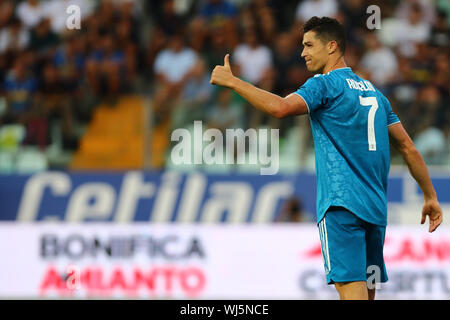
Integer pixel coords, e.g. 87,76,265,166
15,171,295,222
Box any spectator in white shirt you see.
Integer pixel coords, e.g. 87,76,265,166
153,33,198,123
0,18,29,54
16,0,45,30
396,0,436,26
233,28,272,85
154,35,197,85
393,3,431,57
360,32,398,87
295,0,338,23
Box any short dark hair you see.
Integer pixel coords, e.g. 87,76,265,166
303,16,346,54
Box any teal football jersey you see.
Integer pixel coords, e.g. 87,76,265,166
294,67,400,226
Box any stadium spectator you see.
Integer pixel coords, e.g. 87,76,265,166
85,33,125,98
430,9,450,48
0,17,29,54
417,85,446,130
432,52,450,96
52,33,86,92
206,88,244,133
437,0,450,25
189,0,239,53
2,57,37,124
171,58,213,130
29,18,60,55
340,0,367,32
153,33,198,122
16,0,45,30
0,0,447,171
204,23,235,72
186,14,209,53
199,0,239,22
115,10,140,48
401,85,445,141
360,32,398,88
146,28,168,81
253,1,277,45
295,0,338,24
154,34,197,86
414,125,446,165
233,28,272,85
396,0,436,26
35,63,75,149
115,18,140,90
275,196,311,222
1,56,49,149
0,1,14,29
238,5,257,31
272,32,307,97
393,2,432,57
44,0,95,34
152,0,187,37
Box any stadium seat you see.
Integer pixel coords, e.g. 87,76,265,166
15,147,48,173
0,151,15,173
70,96,146,170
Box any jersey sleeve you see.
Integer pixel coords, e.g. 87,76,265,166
293,75,327,114
382,95,400,126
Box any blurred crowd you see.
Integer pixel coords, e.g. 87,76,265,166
0,0,144,155
0,0,449,171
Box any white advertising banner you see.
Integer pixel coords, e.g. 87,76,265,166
0,223,449,300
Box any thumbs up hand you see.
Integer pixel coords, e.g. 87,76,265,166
210,54,235,88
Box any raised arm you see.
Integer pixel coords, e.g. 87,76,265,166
388,122,443,232
210,54,308,118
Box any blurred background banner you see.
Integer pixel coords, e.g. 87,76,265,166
0,224,450,300
0,170,449,223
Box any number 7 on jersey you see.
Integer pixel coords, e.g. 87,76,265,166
359,96,379,151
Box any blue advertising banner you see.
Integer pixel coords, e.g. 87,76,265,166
0,171,448,222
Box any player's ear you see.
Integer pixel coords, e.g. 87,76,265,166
327,40,338,54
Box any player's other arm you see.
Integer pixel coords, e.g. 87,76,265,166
210,54,308,118
388,122,443,232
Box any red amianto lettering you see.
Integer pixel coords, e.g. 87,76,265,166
384,238,450,263
302,238,450,263
39,265,206,297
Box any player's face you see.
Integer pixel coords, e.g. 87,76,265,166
301,31,328,74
